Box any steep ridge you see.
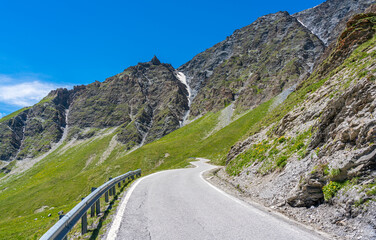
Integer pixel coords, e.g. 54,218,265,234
294,0,376,46
68,56,188,150
0,89,69,161
178,0,376,120
0,56,189,163
221,10,376,239
179,11,325,118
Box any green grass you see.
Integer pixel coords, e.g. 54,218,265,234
226,129,311,176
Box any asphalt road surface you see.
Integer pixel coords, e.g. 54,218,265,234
107,159,326,240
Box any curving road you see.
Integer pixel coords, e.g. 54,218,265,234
107,159,326,240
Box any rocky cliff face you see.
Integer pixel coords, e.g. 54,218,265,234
179,11,325,117
68,57,188,149
178,0,376,120
0,89,69,161
0,57,189,161
222,11,376,239
293,0,376,46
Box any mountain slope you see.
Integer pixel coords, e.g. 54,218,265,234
293,0,376,45
0,94,274,239
0,57,189,164
0,92,68,161
178,0,376,120
179,11,325,117
222,10,376,239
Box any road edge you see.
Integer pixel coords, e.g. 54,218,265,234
201,166,334,240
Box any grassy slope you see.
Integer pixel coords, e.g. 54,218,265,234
0,99,272,239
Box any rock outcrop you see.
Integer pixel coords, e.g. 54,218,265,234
0,89,69,160
293,0,376,45
223,11,376,239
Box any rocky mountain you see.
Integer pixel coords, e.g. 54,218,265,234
293,0,376,45
2,0,374,164
220,9,376,239
179,0,375,119
179,11,325,117
0,56,189,161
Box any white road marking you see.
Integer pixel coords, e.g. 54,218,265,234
106,171,165,240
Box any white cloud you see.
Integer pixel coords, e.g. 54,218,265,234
0,74,67,107
0,112,5,119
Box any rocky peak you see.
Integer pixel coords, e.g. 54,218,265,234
151,55,161,65
47,88,71,109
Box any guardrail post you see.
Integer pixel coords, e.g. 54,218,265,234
58,214,68,240
113,185,116,195
105,191,109,202
109,178,113,196
122,179,125,184
131,174,135,180
96,200,100,215
118,182,121,188
91,187,97,217
81,212,87,235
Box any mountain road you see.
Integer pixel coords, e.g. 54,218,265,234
106,159,326,240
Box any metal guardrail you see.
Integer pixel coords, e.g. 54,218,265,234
40,169,141,240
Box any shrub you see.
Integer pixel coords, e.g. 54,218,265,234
276,155,288,168
322,181,343,201
277,136,286,143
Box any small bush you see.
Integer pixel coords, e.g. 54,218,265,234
276,155,288,168
322,181,343,201
277,136,286,143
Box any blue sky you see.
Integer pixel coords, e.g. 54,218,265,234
0,0,325,117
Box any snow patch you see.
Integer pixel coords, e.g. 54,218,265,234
176,72,192,105
176,72,192,126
